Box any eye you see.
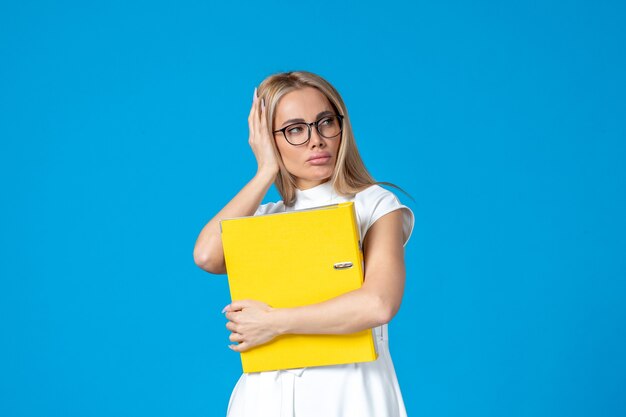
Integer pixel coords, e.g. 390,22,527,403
319,116,335,126
287,126,303,135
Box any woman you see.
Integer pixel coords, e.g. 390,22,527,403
193,71,414,417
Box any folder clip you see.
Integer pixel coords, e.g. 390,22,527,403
333,262,354,270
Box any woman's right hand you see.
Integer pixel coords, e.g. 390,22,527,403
248,87,279,178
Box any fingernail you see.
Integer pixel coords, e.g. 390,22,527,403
253,87,257,100
221,304,230,313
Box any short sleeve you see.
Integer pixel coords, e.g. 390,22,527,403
253,201,286,216
354,185,415,247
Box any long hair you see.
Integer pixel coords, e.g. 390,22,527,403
257,71,407,206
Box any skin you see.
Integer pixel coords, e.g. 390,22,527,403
193,86,407,353
272,87,342,190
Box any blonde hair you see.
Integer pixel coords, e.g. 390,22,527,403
258,70,394,206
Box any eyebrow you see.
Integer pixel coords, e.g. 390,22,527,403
280,110,335,128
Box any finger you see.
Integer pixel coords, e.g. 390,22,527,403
229,342,250,352
248,100,257,126
224,311,239,322
252,98,262,135
260,98,267,127
258,97,265,123
229,332,244,342
229,300,247,311
225,321,238,332
229,300,250,311
248,88,258,120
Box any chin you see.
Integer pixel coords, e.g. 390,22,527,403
288,163,335,183
307,170,333,181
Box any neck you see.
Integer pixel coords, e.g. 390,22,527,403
296,178,331,190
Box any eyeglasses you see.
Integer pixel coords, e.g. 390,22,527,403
273,114,344,146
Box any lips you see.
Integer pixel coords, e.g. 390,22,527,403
307,153,332,163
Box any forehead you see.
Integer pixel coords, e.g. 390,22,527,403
274,87,333,123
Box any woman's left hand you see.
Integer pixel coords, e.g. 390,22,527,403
224,299,279,352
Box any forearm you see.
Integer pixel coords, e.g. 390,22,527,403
269,288,388,335
224,210,408,352
193,169,275,273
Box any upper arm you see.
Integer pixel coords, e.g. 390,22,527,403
197,201,284,275
361,209,407,322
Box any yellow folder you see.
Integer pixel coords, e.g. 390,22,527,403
220,201,378,373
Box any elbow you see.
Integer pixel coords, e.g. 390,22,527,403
372,296,399,326
377,305,395,326
193,249,225,275
193,246,208,268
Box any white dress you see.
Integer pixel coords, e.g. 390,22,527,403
226,181,415,417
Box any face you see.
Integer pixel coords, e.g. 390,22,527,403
273,87,342,190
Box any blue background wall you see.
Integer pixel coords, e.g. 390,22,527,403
1,1,625,416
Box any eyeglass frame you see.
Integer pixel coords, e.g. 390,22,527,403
272,114,344,146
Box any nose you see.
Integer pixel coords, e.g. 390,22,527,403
308,125,325,148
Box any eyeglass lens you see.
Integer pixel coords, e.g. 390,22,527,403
285,115,342,144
